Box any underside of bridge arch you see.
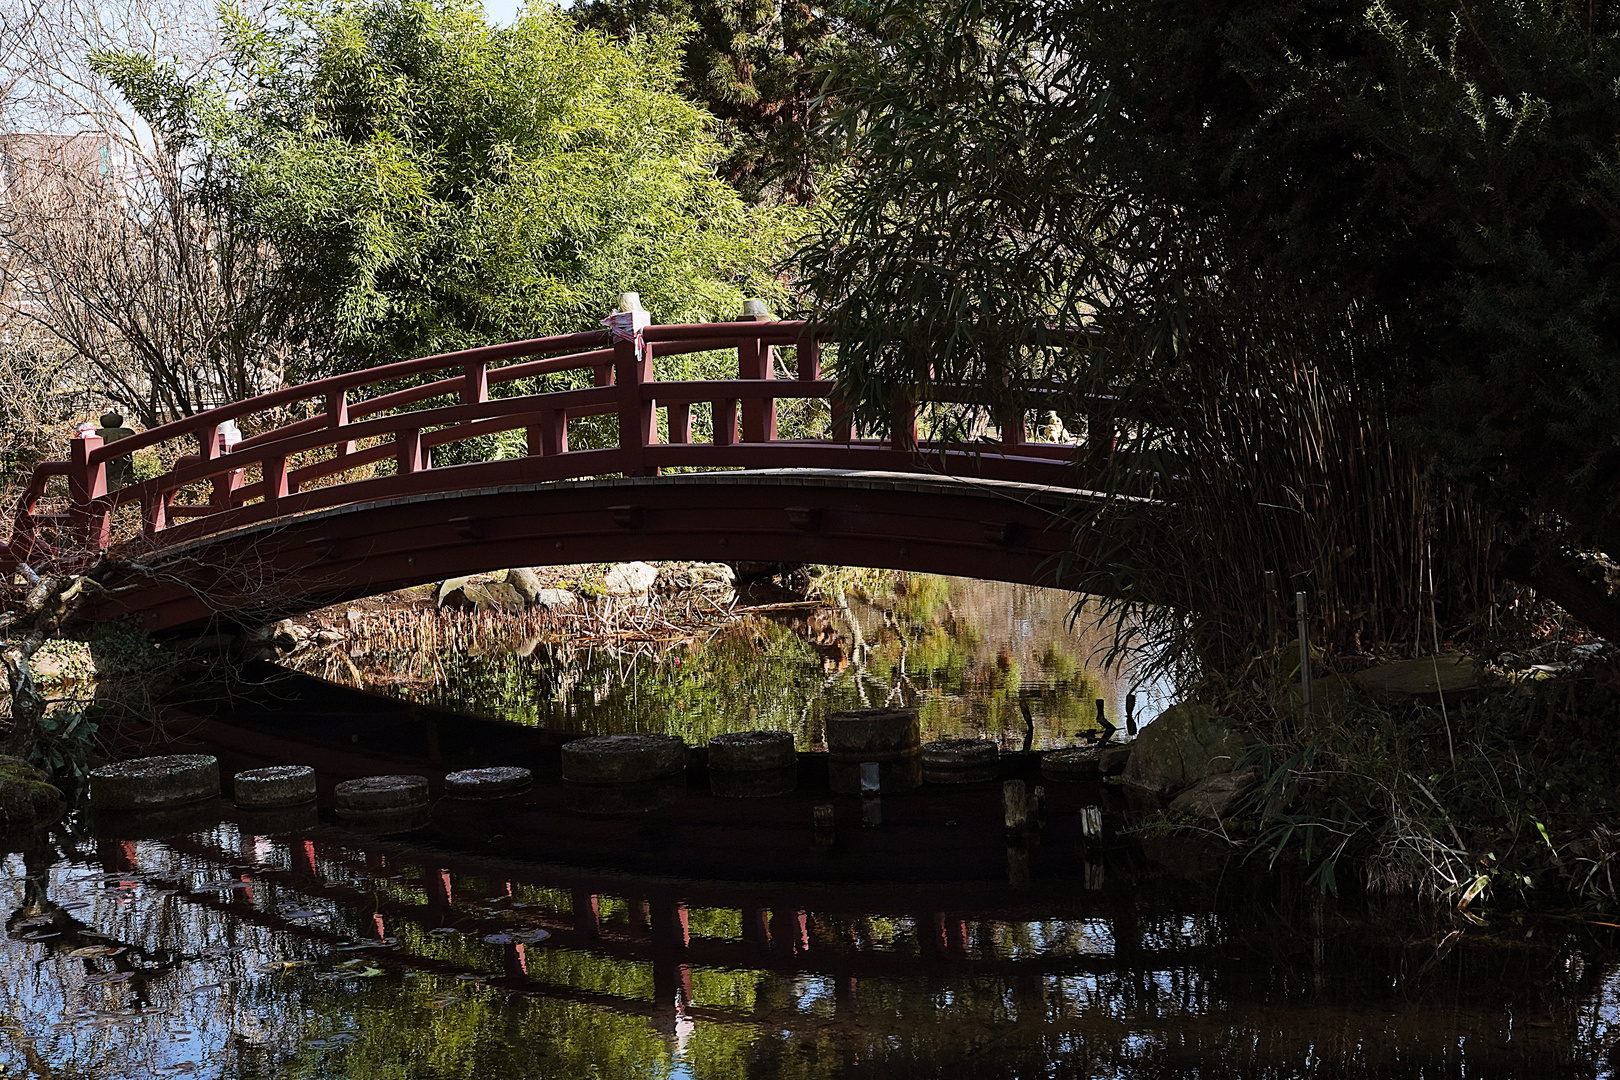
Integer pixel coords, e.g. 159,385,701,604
83,470,1107,634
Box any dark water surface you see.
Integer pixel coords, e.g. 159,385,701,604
6,575,1619,1077
289,576,1175,749
5,811,1619,1079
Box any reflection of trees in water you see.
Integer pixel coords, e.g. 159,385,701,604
304,576,1126,749
4,819,1618,1079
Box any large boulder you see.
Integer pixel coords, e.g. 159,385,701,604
656,562,736,593
1168,767,1262,820
444,581,527,613
436,576,474,608
603,561,659,596
1121,704,1247,796
0,756,62,827
473,581,528,613
533,589,579,611
505,567,545,602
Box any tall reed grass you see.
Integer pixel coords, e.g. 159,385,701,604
1058,336,1503,686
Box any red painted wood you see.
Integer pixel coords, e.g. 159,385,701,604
799,338,821,381
738,336,777,443
614,335,656,476
713,399,738,446
3,319,1110,587
69,435,108,550
396,429,424,475
463,362,489,405
668,402,692,444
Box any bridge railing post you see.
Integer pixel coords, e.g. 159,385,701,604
829,389,855,443
462,361,488,404
999,403,1025,449
609,294,656,476
798,335,821,382
737,300,777,442
890,393,918,453
209,420,246,512
1086,397,1116,469
69,432,110,553
527,409,567,457
326,389,354,460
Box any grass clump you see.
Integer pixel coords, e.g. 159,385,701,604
1225,649,1620,912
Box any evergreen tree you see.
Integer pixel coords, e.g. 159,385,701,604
572,0,871,203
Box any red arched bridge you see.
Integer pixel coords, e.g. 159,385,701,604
1,314,1112,632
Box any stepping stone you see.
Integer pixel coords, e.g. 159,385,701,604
1352,654,1482,703
708,731,796,773
560,735,685,784
334,775,429,817
89,755,220,810
827,708,922,794
444,767,532,799
825,709,920,758
922,738,1000,784
233,766,317,809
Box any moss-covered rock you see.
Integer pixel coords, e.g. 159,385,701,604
1121,704,1247,796
0,756,64,827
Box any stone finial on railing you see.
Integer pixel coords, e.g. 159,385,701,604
738,298,775,322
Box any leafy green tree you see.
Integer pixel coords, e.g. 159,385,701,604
95,0,801,377
800,0,1620,649
572,0,872,203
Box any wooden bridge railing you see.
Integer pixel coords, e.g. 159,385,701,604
1,307,1112,573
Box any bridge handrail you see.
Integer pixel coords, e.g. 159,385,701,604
2,313,1111,573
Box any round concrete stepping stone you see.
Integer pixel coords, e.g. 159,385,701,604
825,709,920,760
560,734,685,784
1041,746,1104,782
711,764,796,798
89,755,220,810
1351,654,1482,703
233,765,317,809
334,774,430,816
922,738,1000,784
708,731,795,773
444,766,532,799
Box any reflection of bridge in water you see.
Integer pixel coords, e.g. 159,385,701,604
8,814,1606,1075
78,823,1160,1038
2,314,1119,633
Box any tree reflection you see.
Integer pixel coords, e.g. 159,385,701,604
1,810,1616,1080
300,575,1119,750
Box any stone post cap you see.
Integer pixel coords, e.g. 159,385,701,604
738,298,775,322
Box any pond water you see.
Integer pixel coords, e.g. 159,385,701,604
289,574,1176,750
5,815,1619,1078
6,573,1619,1077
